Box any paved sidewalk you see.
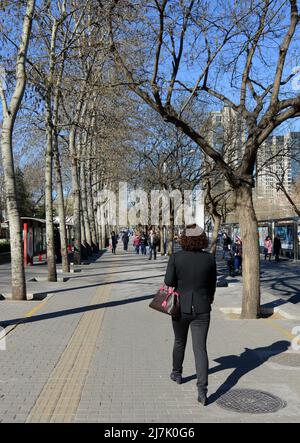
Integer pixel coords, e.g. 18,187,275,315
0,247,300,423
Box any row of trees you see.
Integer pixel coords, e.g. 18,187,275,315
108,0,300,318
0,1,299,319
0,0,137,298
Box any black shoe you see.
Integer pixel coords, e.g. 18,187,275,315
198,394,207,406
170,372,182,384
197,388,208,406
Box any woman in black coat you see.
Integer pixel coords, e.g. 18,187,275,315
122,231,129,251
164,224,217,406
273,235,282,262
111,231,118,255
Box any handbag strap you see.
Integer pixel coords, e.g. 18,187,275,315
160,285,179,297
167,287,179,297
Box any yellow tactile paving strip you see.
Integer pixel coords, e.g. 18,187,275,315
26,283,112,423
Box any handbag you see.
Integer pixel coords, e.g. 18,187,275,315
149,286,180,316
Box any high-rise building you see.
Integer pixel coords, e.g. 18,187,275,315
207,106,247,165
208,107,300,196
256,132,300,197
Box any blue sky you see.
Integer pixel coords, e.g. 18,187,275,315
1,0,300,155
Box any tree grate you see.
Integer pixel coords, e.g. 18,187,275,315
216,388,287,414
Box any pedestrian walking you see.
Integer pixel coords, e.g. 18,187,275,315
148,229,159,260
264,236,273,261
226,251,235,276
140,232,148,255
273,235,282,262
222,233,232,259
232,237,243,274
111,231,118,255
133,233,141,254
164,224,216,406
122,231,129,251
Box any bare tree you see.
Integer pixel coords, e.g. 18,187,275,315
109,0,300,318
0,0,36,299
134,112,202,254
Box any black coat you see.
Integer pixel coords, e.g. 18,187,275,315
164,250,217,314
111,235,118,247
273,237,282,254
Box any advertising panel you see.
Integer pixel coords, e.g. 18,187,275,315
274,225,294,250
258,226,269,247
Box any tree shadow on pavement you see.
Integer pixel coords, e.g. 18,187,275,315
24,273,166,299
0,294,155,328
207,340,290,404
270,279,300,305
61,267,167,281
183,341,290,404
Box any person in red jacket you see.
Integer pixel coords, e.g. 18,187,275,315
133,233,141,254
264,236,273,261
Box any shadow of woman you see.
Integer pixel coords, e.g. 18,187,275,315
207,340,290,405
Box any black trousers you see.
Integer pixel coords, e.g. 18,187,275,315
149,245,157,259
172,312,210,390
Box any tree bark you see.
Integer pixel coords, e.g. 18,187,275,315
210,212,221,256
160,224,165,256
93,167,101,249
52,58,69,273
80,202,88,260
236,184,261,319
0,119,27,299
69,127,82,265
0,0,36,299
53,133,70,273
167,199,174,255
45,97,57,282
87,154,99,252
80,154,92,256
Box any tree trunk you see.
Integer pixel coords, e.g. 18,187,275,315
69,128,81,265
87,156,99,252
53,133,70,273
52,53,69,273
159,201,164,255
168,199,174,255
0,0,36,300
210,212,221,256
160,224,165,256
45,98,57,282
0,119,27,299
80,158,92,256
100,204,106,249
236,184,261,319
98,219,103,250
80,207,88,260
93,166,101,250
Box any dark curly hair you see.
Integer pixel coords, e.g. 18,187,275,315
179,224,208,252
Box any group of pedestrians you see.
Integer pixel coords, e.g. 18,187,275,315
133,229,160,260
222,233,243,275
110,228,161,260
222,231,283,276
110,230,131,254
264,235,282,262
